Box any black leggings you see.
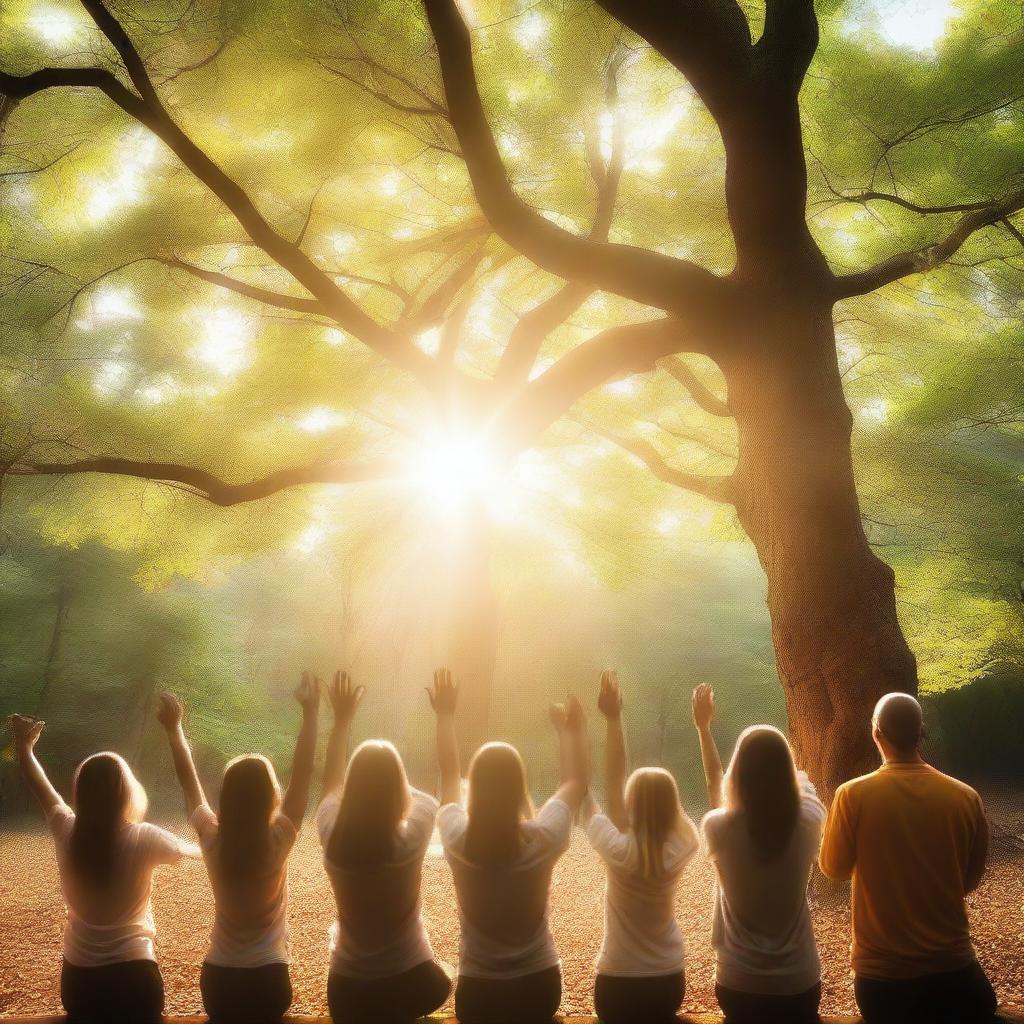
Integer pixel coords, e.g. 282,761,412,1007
328,958,452,1024
201,961,293,1024
455,965,562,1024
61,957,164,1024
716,980,821,1024
594,971,685,1023
855,961,998,1024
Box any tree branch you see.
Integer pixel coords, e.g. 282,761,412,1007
421,0,739,323
756,0,818,90
1,3,437,384
581,420,736,504
497,318,711,453
594,0,752,120
159,257,329,315
9,456,401,507
657,356,731,417
832,185,1024,299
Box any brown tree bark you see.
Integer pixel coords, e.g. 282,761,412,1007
445,499,500,761
725,308,918,799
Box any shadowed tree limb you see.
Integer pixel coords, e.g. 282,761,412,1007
0,3,437,384
421,0,740,322
657,356,731,417
578,420,736,504
832,185,1024,299
8,456,403,507
498,318,717,452
158,257,329,316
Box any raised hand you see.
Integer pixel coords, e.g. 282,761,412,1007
426,667,458,716
692,683,716,731
328,670,364,724
8,714,43,752
156,692,184,731
294,671,321,716
597,669,622,721
550,694,585,733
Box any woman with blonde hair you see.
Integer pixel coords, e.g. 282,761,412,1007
582,670,699,1023
8,713,194,1024
429,667,588,1024
692,684,825,1024
158,673,320,1024
317,672,451,1024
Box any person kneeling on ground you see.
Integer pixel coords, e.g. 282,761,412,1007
318,671,452,1024
581,670,698,1024
819,692,997,1024
430,668,588,1024
9,713,196,1024
157,673,320,1024
692,684,826,1024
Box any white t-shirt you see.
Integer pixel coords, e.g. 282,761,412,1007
587,813,698,977
439,797,573,980
317,787,439,979
48,803,192,967
191,805,298,968
702,773,826,995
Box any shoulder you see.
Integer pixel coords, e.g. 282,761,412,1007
532,797,573,837
701,806,729,848
190,804,219,846
833,768,883,805
927,766,986,812
47,804,75,843
586,813,628,855
437,802,467,845
316,791,342,844
409,787,440,817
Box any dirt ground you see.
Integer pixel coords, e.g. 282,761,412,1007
1,826,1022,1018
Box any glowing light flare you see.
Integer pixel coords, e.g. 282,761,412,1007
82,128,162,224
296,407,349,433
410,428,501,514
860,397,890,424
192,307,254,376
28,6,81,45
843,0,960,51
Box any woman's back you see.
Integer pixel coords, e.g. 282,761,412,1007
50,805,188,964
587,813,698,976
192,806,296,966
318,786,438,977
702,773,826,993
439,797,572,977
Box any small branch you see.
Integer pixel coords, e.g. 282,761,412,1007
9,455,402,507
159,257,328,315
657,356,731,417
832,185,1024,299
581,420,736,504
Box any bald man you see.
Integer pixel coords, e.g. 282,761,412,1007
819,693,996,1024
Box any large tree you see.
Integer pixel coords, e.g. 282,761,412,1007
1,0,1021,792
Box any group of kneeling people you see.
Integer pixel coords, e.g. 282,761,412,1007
10,669,999,1024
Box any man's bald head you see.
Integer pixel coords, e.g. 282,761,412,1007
872,692,924,755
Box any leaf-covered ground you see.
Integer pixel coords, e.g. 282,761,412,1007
1,828,1021,1017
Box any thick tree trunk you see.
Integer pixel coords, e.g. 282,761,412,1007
725,306,918,801
445,499,499,761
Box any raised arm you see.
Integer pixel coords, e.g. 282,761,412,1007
550,694,589,813
8,715,66,816
321,671,364,799
156,693,209,818
597,670,629,830
692,683,724,809
281,672,321,826
426,667,461,806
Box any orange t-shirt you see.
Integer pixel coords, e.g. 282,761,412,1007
819,761,988,980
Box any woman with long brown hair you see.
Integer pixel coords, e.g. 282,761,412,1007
692,684,826,1024
9,713,193,1024
583,671,699,1024
429,667,588,1024
158,673,320,1024
317,671,451,1024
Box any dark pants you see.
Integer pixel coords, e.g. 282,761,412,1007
61,957,164,1024
201,961,293,1024
855,961,998,1024
595,971,685,1023
328,958,452,1024
455,965,562,1024
716,980,821,1024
